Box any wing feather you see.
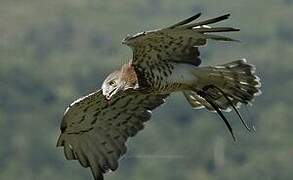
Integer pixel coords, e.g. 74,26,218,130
182,14,231,29
123,13,239,67
168,13,201,28
57,89,167,180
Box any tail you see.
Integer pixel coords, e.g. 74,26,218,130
183,59,261,141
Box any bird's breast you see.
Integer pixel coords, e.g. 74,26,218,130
134,62,197,93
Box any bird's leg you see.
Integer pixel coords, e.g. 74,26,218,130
197,89,237,142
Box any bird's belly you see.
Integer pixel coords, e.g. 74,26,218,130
166,63,197,84
144,63,197,93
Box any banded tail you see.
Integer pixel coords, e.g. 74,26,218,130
184,59,261,141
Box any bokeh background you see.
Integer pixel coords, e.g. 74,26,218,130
1,0,293,180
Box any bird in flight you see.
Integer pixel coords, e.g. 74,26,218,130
57,13,261,180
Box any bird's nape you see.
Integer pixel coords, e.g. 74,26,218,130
119,64,139,88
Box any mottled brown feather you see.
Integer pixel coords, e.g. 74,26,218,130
57,90,167,180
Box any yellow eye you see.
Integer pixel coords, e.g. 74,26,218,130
109,80,117,87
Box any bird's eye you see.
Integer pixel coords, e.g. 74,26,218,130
109,80,117,87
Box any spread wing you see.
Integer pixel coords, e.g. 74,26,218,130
123,13,239,67
57,89,167,180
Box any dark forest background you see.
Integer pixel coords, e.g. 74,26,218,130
1,0,293,180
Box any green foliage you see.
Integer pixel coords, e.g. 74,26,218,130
1,0,292,180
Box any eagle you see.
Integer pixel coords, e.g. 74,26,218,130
57,13,261,180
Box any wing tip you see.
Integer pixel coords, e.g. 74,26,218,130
182,13,235,29
56,135,65,147
91,167,104,180
168,12,202,29
222,13,231,19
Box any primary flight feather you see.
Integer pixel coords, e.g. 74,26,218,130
57,90,167,180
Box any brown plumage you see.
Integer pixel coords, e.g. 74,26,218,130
57,13,261,180
57,90,167,180
103,13,261,140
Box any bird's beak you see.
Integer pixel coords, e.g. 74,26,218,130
106,84,125,100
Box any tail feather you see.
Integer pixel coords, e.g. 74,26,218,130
183,59,261,140
185,59,261,110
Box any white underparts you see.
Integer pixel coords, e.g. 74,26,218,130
166,63,198,85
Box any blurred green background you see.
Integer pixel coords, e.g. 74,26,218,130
1,0,293,180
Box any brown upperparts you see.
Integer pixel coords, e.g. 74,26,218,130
102,63,139,99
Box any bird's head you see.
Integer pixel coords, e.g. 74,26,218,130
102,64,139,100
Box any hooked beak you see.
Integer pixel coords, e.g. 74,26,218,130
105,84,125,100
